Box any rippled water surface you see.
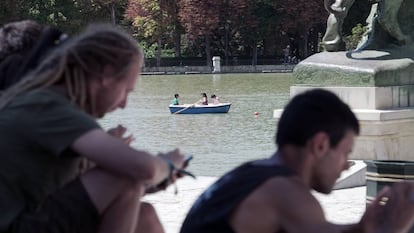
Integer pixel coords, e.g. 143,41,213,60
100,73,293,176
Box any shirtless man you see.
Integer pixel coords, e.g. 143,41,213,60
180,89,414,233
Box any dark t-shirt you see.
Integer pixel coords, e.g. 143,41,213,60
0,89,100,231
0,54,24,91
180,161,295,233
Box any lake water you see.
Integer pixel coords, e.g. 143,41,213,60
99,73,294,177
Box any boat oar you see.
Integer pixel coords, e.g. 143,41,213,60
173,102,196,115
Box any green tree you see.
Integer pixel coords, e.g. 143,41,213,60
97,0,117,24
230,0,279,66
178,0,222,67
127,0,182,66
77,0,128,26
345,23,367,50
278,0,327,58
0,0,25,23
0,0,125,34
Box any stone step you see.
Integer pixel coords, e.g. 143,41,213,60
334,160,367,190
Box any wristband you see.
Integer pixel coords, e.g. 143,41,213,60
162,158,176,183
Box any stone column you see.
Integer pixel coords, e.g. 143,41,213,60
212,56,221,73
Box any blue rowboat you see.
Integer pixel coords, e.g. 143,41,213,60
169,103,231,114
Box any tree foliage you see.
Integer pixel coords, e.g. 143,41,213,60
178,0,221,39
278,0,328,57
229,0,279,64
178,0,224,66
126,0,161,39
278,0,327,33
0,0,369,66
126,0,181,63
0,0,127,33
345,23,367,50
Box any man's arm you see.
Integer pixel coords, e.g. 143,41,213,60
71,129,184,186
230,177,362,233
230,177,414,233
230,177,342,233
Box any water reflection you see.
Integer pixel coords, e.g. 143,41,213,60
100,73,293,176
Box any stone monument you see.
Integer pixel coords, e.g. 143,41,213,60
212,56,221,73
274,0,414,161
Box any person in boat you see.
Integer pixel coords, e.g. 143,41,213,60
199,92,208,105
211,94,220,105
171,93,180,105
0,23,188,233
180,89,414,233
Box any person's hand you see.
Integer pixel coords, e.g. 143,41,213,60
176,155,194,178
149,149,186,192
361,181,414,233
107,124,135,145
158,148,185,171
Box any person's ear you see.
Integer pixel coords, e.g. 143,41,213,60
310,132,330,159
101,65,115,87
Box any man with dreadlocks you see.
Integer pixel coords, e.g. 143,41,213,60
0,23,186,233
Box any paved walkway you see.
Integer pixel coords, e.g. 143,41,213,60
143,176,366,233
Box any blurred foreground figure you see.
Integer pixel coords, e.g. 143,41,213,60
0,20,65,91
181,89,414,233
0,23,187,233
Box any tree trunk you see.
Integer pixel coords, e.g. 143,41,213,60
174,31,181,58
205,35,212,68
225,24,229,66
109,2,116,24
303,30,309,58
157,37,162,67
252,44,258,66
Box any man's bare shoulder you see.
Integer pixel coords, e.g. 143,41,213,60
258,176,321,209
230,176,326,233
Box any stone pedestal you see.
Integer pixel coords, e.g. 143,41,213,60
212,56,221,73
274,45,414,161
354,109,414,160
275,108,414,160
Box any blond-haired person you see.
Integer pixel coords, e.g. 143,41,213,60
0,24,186,233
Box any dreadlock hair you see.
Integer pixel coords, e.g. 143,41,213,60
0,23,143,114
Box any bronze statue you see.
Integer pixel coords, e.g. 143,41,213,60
321,0,355,51
322,0,413,51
